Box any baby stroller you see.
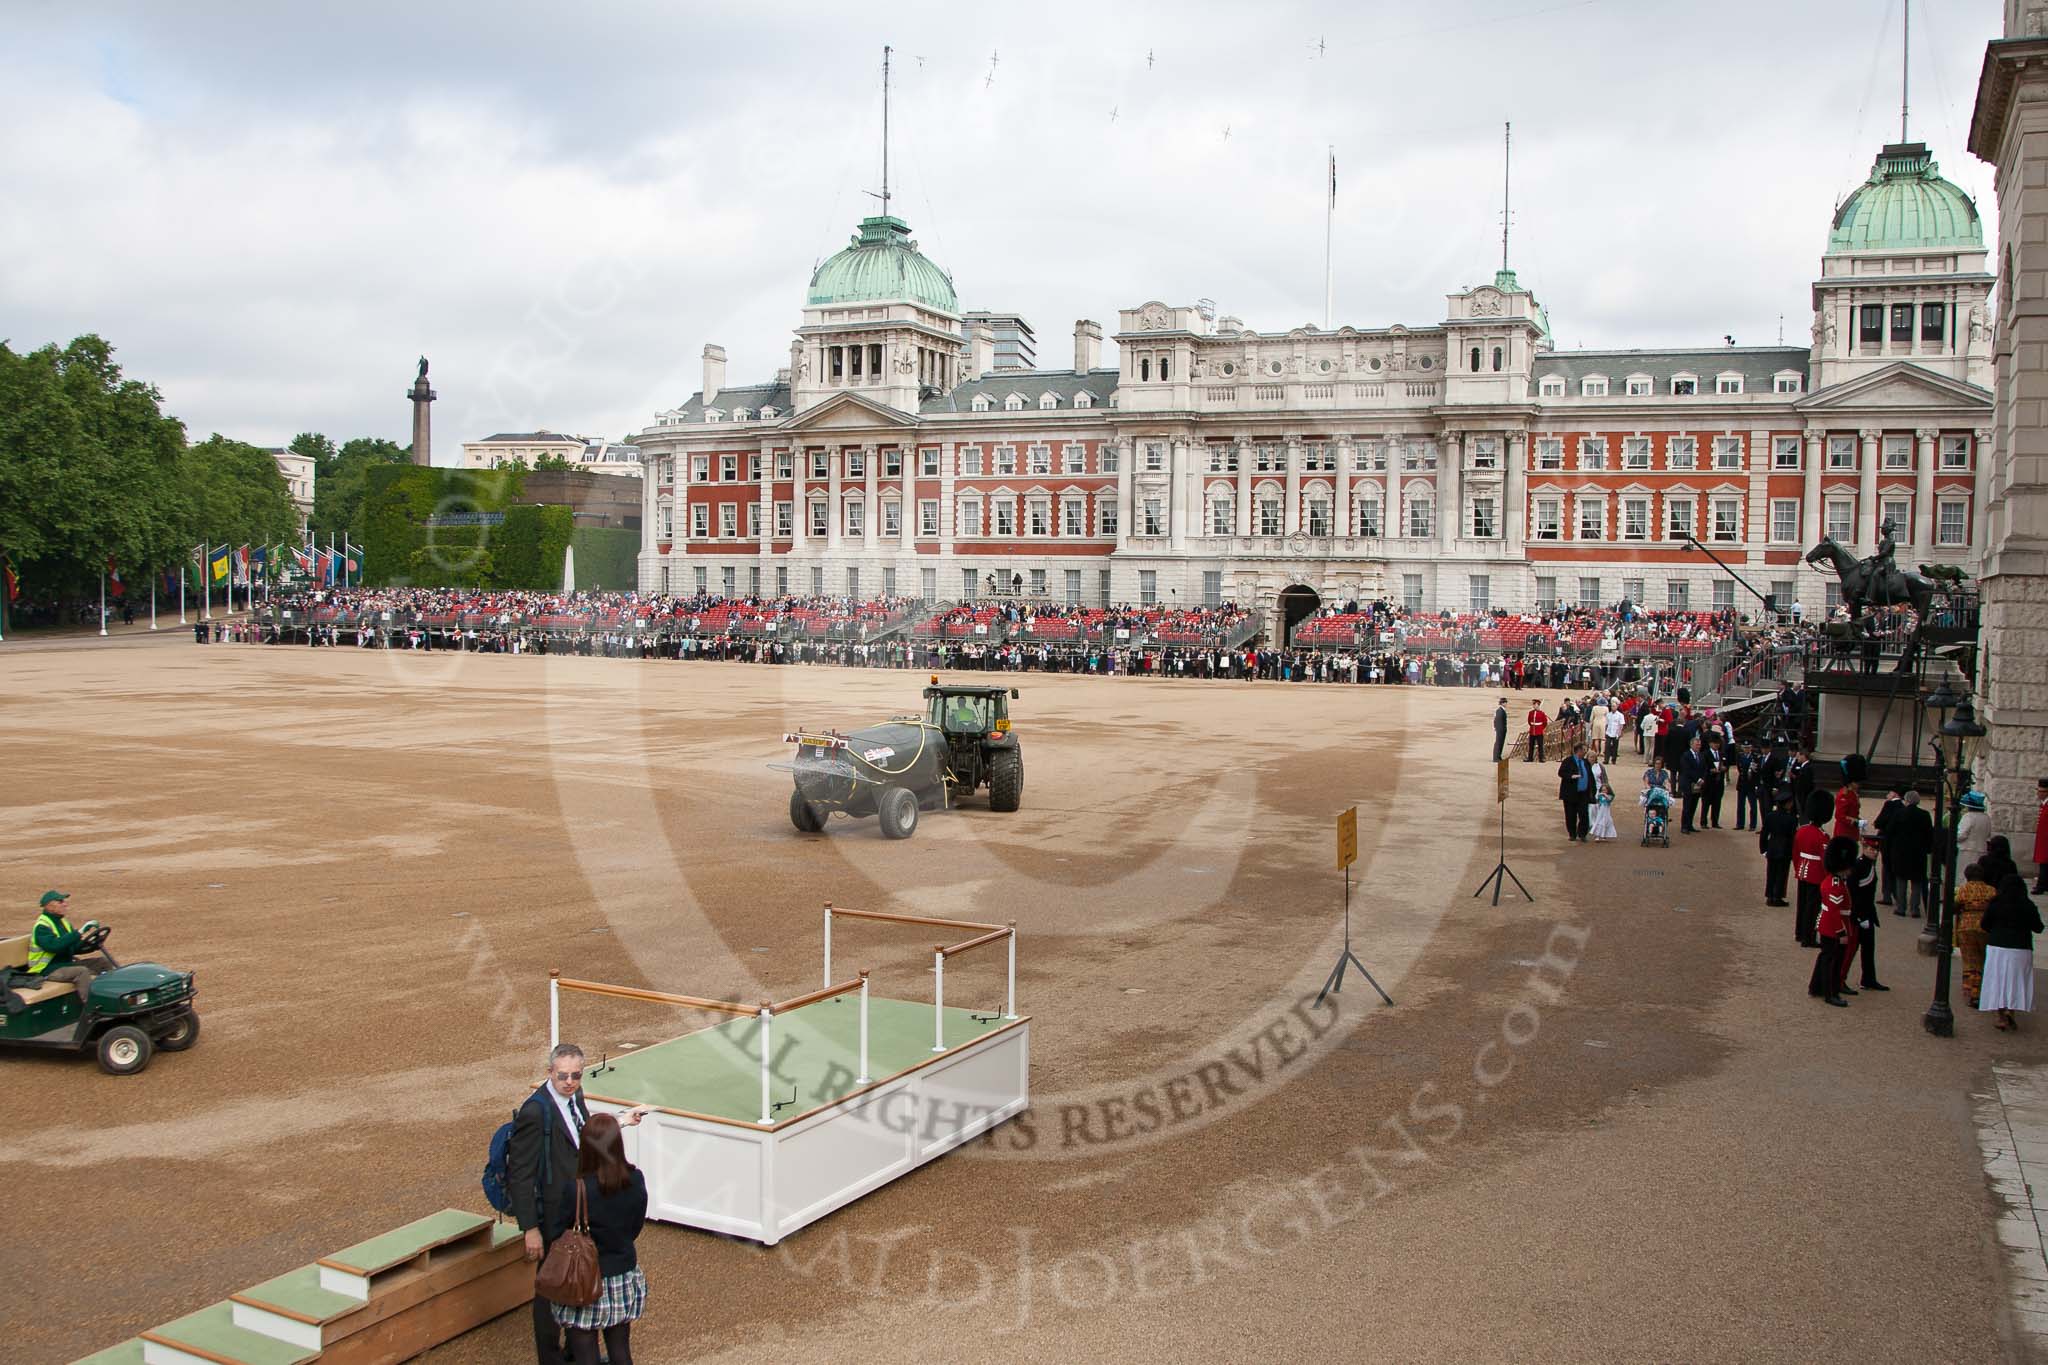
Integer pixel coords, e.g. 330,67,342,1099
1639,785,1672,847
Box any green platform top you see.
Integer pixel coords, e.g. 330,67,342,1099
586,995,1018,1125
71,1340,145,1364
1827,143,1983,254
233,1263,371,1325
141,1301,318,1365
806,215,958,314
320,1208,492,1275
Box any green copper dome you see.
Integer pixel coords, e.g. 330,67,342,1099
1826,143,1983,254
806,215,958,313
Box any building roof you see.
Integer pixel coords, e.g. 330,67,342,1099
807,215,958,314
1826,143,1983,254
661,382,792,423
919,368,1120,414
477,431,582,444
1533,347,1810,389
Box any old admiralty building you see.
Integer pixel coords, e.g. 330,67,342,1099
634,138,1996,639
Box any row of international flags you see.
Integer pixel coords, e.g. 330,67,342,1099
0,541,362,605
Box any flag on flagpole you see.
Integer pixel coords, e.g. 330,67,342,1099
209,544,230,582
106,556,124,597
3,559,18,603
236,544,250,586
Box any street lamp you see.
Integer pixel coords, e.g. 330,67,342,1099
1923,682,1987,1038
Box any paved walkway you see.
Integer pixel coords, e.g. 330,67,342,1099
1979,1062,2048,1358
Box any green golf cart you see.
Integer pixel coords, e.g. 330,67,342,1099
0,924,199,1075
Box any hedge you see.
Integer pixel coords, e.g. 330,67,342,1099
569,527,639,591
360,466,580,590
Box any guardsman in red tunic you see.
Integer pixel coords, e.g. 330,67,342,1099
1793,805,1830,948
1808,836,1857,1007
1526,702,1549,763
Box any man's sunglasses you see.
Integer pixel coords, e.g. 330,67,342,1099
553,1070,583,1082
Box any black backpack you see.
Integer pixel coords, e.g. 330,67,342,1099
482,1086,551,1216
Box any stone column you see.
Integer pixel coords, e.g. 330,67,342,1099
827,446,843,550
792,445,808,552
1384,439,1400,540
1234,441,1252,537
1858,428,1881,548
1283,439,1302,535
939,441,957,559
407,366,435,467
1439,434,1461,552
759,440,776,583
1179,435,1196,548
1504,433,1525,554
1115,439,1134,548
1335,440,1353,538
1914,427,1937,551
1974,426,1995,553
1802,431,1824,544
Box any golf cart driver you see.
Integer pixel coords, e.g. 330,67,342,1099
27,890,108,1003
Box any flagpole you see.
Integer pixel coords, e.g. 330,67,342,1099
150,571,157,630
1323,145,1334,331
180,564,187,625
203,545,212,622
99,569,107,638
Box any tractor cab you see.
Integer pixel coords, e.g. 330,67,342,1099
920,681,1024,812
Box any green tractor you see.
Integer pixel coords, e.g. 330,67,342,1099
0,926,199,1075
924,681,1023,813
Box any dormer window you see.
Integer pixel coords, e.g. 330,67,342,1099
1538,377,1565,397
703,408,724,422
1038,392,1059,410
1581,376,1608,397
1004,393,1025,411
760,406,779,419
1715,374,1742,395
1671,374,1698,396
972,394,991,412
1773,372,1802,394
1074,391,1094,409
1626,375,1651,396
731,408,751,421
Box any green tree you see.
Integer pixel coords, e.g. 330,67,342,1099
311,436,408,541
534,452,575,472
289,431,338,481
0,334,189,598
181,435,300,552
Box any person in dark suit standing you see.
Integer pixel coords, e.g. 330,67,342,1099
1557,743,1594,842
1760,788,1798,906
1492,698,1509,763
1677,735,1709,835
510,1044,589,1365
1699,737,1728,829
1888,789,1935,920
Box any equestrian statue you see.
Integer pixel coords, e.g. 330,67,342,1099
1805,519,1940,669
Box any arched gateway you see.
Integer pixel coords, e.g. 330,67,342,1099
1277,584,1320,646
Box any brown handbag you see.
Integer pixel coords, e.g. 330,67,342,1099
534,1178,601,1306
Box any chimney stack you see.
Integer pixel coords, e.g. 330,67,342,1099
969,324,994,379
1073,319,1102,373
702,344,727,404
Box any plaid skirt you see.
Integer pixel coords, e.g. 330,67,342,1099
551,1268,647,1331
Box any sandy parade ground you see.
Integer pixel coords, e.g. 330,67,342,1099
3,626,2045,1363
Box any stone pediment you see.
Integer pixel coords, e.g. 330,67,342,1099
778,391,919,432
1796,362,1991,414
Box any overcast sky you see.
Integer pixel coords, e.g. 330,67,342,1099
1,0,2001,460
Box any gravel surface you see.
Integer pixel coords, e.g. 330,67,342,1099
1,638,2038,1363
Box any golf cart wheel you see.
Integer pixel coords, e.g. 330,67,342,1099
987,752,1023,813
157,1010,200,1052
790,789,826,834
878,786,919,840
97,1025,154,1076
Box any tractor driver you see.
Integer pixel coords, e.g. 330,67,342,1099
26,890,102,999
946,695,983,733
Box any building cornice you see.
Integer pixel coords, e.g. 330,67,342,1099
1970,37,2048,163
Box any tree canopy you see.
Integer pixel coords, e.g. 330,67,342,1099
309,435,409,540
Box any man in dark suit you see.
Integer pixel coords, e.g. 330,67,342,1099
1557,744,1594,842
1492,698,1509,762
1888,789,1936,920
1678,735,1710,834
509,1043,591,1365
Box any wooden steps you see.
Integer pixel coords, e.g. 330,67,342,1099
75,1211,529,1365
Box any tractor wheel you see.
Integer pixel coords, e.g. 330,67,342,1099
158,1010,201,1052
987,752,1024,813
878,787,920,840
790,789,826,834
96,1025,153,1076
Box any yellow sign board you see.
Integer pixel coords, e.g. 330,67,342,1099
1336,805,1359,870
1497,758,1511,805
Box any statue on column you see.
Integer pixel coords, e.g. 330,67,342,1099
416,355,430,383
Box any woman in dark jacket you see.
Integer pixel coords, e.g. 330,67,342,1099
1982,836,2022,895
1979,875,2045,1033
551,1113,650,1365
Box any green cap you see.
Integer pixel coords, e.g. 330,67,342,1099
39,890,68,907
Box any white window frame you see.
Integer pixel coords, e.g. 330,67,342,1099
808,499,828,537
1937,499,1967,545
921,449,940,477
1063,444,1087,475
958,497,983,537
691,455,710,482
960,448,983,477
844,500,864,536
1576,496,1605,541
1774,372,1802,394
690,504,709,538
1025,497,1049,537
1063,497,1086,536
1578,436,1608,470
1940,435,1970,469
1536,438,1563,470
1882,435,1912,469
746,502,762,539
1664,496,1695,542
1097,501,1119,537
882,499,901,537
1715,373,1743,395
1770,498,1799,544
1143,497,1165,537
1773,436,1801,470
775,501,793,537
1714,436,1743,470
718,503,738,538
1027,445,1052,476
1623,437,1651,470
1581,375,1609,397
1825,500,1854,541
1533,497,1562,541
993,497,1016,537
1210,493,1235,536
1671,373,1698,396
919,499,939,536
1622,497,1650,541
1709,497,1740,543
1625,375,1652,396
1538,377,1565,397
1881,497,1911,540
1667,436,1698,470
1828,435,1857,469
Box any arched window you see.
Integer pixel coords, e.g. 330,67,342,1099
1140,357,1151,381
1492,346,1503,372
1471,347,1482,373
1161,357,1171,381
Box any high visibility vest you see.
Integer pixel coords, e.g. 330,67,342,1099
25,910,68,974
